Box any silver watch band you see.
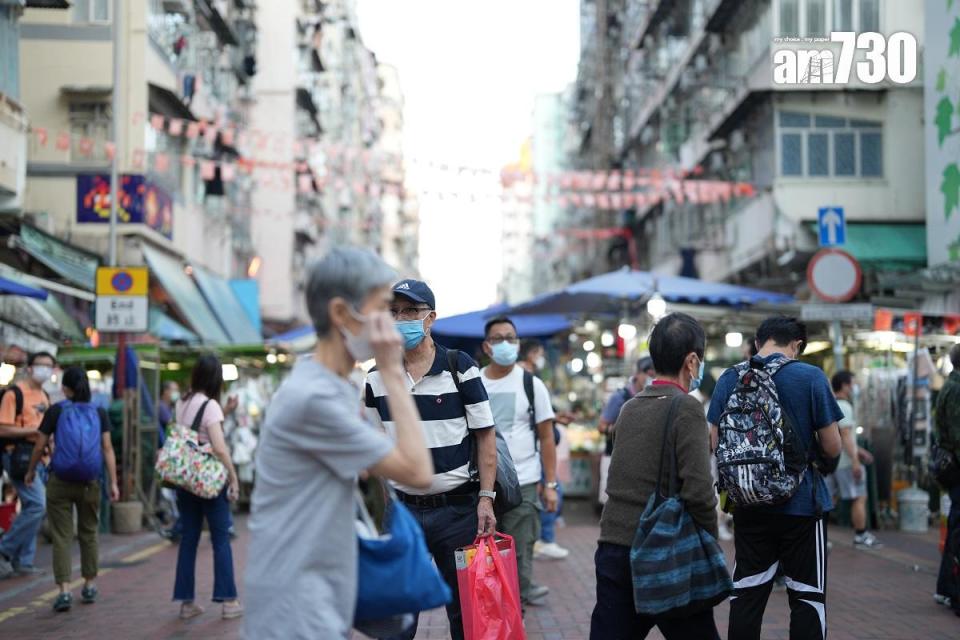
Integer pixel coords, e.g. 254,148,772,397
478,490,497,500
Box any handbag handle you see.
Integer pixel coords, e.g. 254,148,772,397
655,395,684,501
190,399,212,433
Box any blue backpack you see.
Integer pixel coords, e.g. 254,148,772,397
50,401,103,483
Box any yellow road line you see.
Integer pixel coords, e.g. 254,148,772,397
0,607,27,624
121,541,171,564
0,539,168,624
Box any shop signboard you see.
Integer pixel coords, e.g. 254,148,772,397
807,248,862,303
76,174,173,240
95,267,148,333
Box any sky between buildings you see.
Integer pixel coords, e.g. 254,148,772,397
357,0,580,316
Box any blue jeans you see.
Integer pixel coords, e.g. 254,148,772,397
540,482,564,543
172,488,237,602
387,497,478,640
0,454,47,568
590,542,721,640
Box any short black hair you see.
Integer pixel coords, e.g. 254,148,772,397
636,356,655,374
746,334,759,358
648,312,705,376
519,339,542,361
756,316,808,353
187,353,223,402
28,351,56,367
61,366,92,403
950,344,960,370
484,316,517,339
831,370,854,393
162,380,179,394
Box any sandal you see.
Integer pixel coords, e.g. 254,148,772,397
53,593,72,613
222,600,244,620
179,602,205,620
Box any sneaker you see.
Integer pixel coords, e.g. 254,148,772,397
179,602,205,620
13,565,45,577
522,584,550,604
853,532,882,548
81,585,98,604
0,555,13,580
53,593,72,613
534,541,570,560
934,593,952,607
222,600,244,620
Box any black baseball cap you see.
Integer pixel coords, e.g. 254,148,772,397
636,356,655,374
392,279,436,309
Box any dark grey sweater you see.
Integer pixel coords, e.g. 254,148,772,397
599,384,719,546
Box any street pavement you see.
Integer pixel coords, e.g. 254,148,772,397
0,501,958,639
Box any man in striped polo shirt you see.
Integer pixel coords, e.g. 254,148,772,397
365,279,497,640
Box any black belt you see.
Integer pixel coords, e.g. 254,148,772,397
397,486,478,509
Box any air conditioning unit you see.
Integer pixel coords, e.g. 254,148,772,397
162,0,191,15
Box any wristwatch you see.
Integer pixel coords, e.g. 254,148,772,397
545,482,559,490
478,490,497,501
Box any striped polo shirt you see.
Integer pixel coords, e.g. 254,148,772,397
365,343,495,496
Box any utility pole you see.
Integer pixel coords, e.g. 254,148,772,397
108,0,122,267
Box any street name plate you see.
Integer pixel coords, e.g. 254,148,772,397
96,296,148,332
801,303,874,322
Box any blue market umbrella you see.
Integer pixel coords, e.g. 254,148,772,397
0,276,48,301
432,304,571,339
506,267,794,315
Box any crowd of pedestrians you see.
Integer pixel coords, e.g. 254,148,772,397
2,246,959,640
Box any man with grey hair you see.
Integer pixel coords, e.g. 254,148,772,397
244,247,434,639
366,279,498,640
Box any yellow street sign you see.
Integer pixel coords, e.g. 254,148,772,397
96,267,149,296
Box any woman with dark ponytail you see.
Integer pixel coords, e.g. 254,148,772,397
25,366,119,613
171,353,242,621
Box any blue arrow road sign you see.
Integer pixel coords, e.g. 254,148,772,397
818,206,846,246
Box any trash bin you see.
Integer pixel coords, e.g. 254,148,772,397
897,486,929,533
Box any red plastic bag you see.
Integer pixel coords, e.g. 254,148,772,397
458,535,525,640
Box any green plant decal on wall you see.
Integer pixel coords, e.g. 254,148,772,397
939,8,960,229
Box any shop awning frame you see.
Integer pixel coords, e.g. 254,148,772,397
191,265,261,345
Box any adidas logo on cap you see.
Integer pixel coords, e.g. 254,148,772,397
396,282,411,290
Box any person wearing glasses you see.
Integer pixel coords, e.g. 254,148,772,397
480,316,558,607
364,279,497,640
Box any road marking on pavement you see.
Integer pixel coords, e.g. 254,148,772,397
120,541,170,564
0,607,27,623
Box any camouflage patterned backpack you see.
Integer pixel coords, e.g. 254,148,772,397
715,355,809,508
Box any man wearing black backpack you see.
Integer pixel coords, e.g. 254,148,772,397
708,317,842,640
480,316,558,607
0,352,55,579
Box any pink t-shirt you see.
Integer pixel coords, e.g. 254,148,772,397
175,393,225,445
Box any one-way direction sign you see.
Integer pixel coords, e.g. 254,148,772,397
818,206,846,246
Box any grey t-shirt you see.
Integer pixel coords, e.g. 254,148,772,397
243,357,393,639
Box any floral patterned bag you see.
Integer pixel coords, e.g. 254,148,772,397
155,400,227,499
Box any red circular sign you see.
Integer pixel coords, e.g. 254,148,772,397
807,249,862,303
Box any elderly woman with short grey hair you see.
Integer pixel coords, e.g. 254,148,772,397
243,247,434,639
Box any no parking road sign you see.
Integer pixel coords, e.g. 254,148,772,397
96,267,148,332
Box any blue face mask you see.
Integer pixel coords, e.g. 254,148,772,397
490,342,520,366
689,359,705,392
395,319,427,350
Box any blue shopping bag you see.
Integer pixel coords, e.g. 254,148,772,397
354,485,452,623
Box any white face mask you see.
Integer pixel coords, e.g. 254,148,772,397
31,366,53,384
339,307,374,362
534,355,546,370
